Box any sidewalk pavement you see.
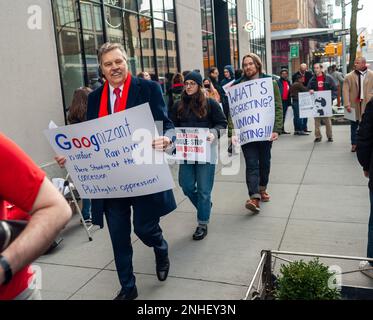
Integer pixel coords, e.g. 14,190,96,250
35,122,373,300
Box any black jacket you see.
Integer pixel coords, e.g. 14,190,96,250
292,70,313,86
277,78,292,104
357,99,373,190
167,84,184,111
170,97,227,139
307,73,338,100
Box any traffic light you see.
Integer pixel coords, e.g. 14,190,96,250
325,43,336,56
360,35,366,48
139,17,151,33
337,42,343,56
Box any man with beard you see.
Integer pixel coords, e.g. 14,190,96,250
233,53,283,213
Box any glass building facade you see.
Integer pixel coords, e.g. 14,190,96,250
200,0,239,77
245,0,267,72
52,0,178,116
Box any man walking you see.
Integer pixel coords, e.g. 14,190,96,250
233,53,283,213
343,57,373,152
292,63,313,133
307,63,338,143
56,43,176,300
357,99,373,278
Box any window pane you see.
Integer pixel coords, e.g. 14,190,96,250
138,0,151,16
154,19,167,89
53,0,85,114
139,16,155,76
152,0,164,20
166,23,177,74
81,2,105,88
124,13,142,75
164,0,175,22
104,0,122,8
105,6,124,44
122,0,138,11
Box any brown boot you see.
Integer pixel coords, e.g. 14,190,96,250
245,199,260,213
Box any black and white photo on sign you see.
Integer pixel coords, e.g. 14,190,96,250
299,90,333,118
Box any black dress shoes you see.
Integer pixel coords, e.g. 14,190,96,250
156,256,170,281
113,286,138,300
193,225,208,240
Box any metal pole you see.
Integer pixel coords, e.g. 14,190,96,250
342,0,347,75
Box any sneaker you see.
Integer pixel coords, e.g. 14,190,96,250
193,225,208,240
297,131,309,136
359,261,373,279
328,138,334,142
80,218,92,226
294,131,299,135
314,137,322,143
260,191,270,202
304,129,312,133
245,199,260,213
351,144,357,152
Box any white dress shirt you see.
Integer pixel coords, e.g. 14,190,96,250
109,84,124,114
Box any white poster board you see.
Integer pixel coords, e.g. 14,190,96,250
299,91,333,118
172,127,210,162
226,77,275,145
44,103,175,199
344,108,357,122
222,80,235,94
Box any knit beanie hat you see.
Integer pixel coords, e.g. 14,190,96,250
184,71,203,87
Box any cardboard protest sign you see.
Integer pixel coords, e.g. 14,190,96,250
344,108,356,122
299,91,333,118
172,127,210,162
222,80,235,94
44,103,175,199
226,77,275,145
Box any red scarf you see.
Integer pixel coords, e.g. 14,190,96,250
99,73,132,118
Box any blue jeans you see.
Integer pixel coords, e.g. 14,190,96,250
81,199,91,220
241,141,272,199
368,190,373,265
350,120,359,145
105,198,168,294
292,100,303,132
179,163,216,224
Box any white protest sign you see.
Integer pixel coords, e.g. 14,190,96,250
223,80,235,94
44,103,175,199
226,77,275,145
173,127,210,162
344,108,356,122
299,91,333,118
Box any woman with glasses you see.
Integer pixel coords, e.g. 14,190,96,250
170,71,227,240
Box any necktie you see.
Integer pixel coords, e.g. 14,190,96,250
113,87,121,113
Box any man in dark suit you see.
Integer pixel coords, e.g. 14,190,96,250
56,43,176,300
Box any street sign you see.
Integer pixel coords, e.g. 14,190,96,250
334,29,350,37
290,43,299,59
332,18,341,24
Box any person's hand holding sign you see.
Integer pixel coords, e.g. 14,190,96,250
152,136,172,151
270,132,279,142
207,132,215,144
55,155,66,168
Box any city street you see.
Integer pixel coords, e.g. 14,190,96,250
35,122,373,300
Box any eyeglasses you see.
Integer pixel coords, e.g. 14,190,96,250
184,81,197,87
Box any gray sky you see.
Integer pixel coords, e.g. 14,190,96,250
333,0,371,31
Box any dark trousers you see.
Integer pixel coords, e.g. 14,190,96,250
241,141,272,199
292,100,303,132
368,190,373,265
282,100,290,129
105,198,168,294
301,118,308,131
350,120,359,146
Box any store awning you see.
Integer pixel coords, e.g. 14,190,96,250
271,28,335,41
